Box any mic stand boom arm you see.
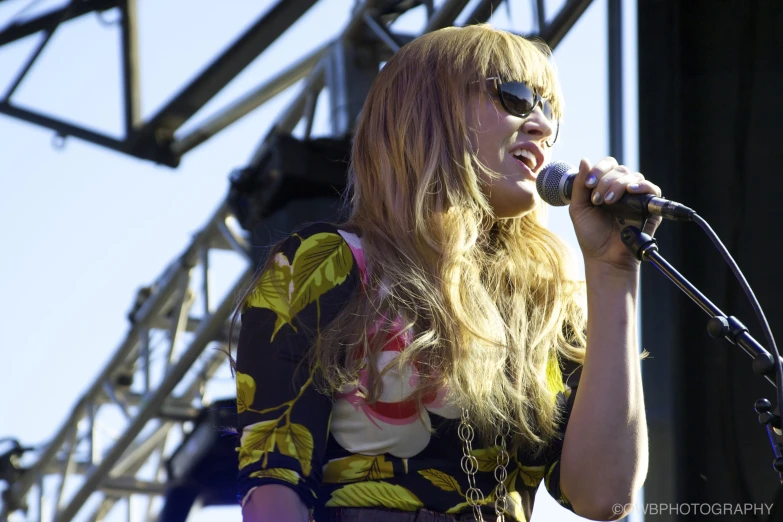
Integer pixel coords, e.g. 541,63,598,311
620,225,783,483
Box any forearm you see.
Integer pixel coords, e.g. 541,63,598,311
242,485,310,522
559,261,649,520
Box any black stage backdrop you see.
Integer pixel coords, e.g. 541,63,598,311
639,1,783,520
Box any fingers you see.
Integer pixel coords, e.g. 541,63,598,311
580,158,661,206
643,215,663,236
626,180,663,199
571,157,664,215
580,157,618,205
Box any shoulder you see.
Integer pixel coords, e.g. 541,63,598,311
249,222,365,307
292,221,349,238
278,222,366,285
281,222,363,264
276,222,362,253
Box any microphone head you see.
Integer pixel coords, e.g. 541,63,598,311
536,161,577,207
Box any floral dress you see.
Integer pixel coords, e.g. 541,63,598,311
235,221,581,522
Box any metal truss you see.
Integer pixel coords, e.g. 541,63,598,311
0,0,598,521
0,0,320,166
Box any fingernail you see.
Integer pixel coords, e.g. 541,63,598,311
605,191,615,202
629,183,640,190
586,174,597,186
592,192,602,204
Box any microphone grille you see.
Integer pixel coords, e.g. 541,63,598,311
536,161,574,207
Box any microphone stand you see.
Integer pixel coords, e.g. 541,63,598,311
620,225,783,483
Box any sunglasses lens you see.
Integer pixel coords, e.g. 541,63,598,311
498,82,537,117
494,80,560,145
540,99,555,121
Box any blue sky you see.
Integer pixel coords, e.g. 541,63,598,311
0,0,639,520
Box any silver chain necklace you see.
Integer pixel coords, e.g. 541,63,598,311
458,407,511,522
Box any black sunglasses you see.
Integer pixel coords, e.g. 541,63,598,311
488,77,559,147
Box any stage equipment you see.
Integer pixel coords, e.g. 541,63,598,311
228,133,353,266
0,440,31,515
156,399,237,522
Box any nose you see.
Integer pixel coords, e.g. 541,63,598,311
522,107,556,143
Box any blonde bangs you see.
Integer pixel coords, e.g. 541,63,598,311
423,25,565,120
489,33,564,119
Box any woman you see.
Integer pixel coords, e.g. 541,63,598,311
234,23,658,522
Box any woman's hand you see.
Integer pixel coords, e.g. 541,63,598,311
569,157,663,272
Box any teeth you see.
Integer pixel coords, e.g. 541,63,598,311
512,149,536,170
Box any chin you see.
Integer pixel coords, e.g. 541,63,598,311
495,196,537,219
495,205,536,219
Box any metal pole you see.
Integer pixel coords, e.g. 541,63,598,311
608,0,624,163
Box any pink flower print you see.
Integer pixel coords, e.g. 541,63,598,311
331,315,458,458
337,229,368,288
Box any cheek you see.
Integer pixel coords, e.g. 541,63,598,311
476,161,492,192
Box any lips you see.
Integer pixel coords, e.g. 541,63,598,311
510,153,537,179
508,143,544,174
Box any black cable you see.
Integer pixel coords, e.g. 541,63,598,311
693,213,783,451
693,215,782,402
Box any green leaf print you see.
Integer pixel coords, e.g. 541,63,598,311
323,454,395,483
289,232,354,329
325,481,424,510
471,446,501,473
279,423,314,477
236,372,256,413
508,491,526,521
237,419,277,470
517,464,545,488
245,252,294,341
237,419,314,477
249,468,300,485
418,469,463,494
245,232,354,341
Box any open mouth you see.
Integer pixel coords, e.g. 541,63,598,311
510,148,537,171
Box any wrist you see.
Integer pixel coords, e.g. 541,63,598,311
584,260,640,297
584,258,640,281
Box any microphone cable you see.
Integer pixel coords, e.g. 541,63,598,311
691,213,783,429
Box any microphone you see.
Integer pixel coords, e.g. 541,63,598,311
535,161,695,221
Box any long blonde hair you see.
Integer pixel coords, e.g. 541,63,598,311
239,24,587,454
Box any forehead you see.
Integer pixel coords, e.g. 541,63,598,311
473,61,552,92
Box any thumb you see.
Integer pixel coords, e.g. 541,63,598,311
571,157,593,205
579,157,591,176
